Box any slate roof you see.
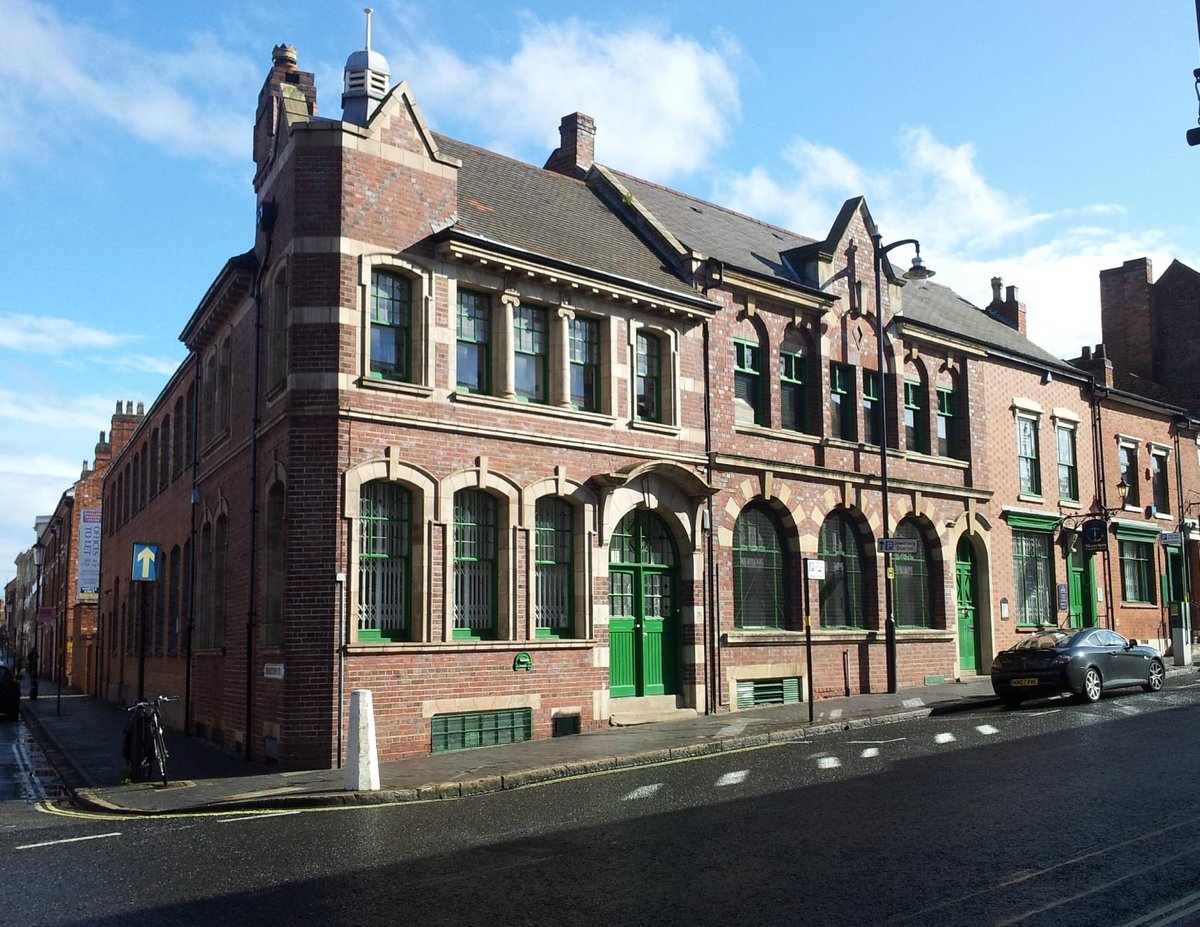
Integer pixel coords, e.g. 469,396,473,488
433,134,703,303
610,170,816,285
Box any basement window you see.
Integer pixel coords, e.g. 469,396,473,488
736,677,802,709
431,709,533,753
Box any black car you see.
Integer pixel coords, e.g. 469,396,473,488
0,665,18,721
991,627,1165,707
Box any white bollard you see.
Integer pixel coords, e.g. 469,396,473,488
345,688,380,791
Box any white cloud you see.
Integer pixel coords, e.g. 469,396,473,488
0,388,125,431
0,313,126,353
0,0,250,162
387,18,741,181
712,124,1195,359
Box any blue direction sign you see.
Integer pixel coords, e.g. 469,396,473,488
132,542,160,582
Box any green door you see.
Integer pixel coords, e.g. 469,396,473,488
1165,545,1185,630
955,537,981,673
609,510,679,698
1065,543,1096,629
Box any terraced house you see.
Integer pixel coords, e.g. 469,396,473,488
91,34,1200,768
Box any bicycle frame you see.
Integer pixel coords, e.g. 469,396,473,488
125,695,177,785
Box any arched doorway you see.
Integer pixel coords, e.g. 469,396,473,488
955,537,982,673
609,509,680,698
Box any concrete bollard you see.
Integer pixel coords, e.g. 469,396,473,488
345,688,380,791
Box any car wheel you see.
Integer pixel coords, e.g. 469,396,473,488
1143,658,1165,693
1080,667,1103,703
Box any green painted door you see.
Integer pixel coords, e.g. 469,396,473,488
609,510,679,698
955,538,981,673
1066,544,1096,629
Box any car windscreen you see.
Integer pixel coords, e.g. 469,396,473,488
1012,631,1071,650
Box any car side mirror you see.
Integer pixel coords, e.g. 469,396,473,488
1127,639,1137,648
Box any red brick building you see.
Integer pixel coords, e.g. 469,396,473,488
90,37,1200,769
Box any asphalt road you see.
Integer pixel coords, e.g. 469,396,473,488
4,681,1200,926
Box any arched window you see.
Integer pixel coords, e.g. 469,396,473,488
168,545,181,656
635,331,663,423
780,337,810,434
453,490,496,640
148,429,159,500
535,497,573,638
819,511,864,629
267,268,289,391
264,482,286,647
734,337,765,425
733,503,788,629
211,514,227,649
159,418,171,489
173,397,185,476
893,519,933,628
196,522,212,649
358,481,410,642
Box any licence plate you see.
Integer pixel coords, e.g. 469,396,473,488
1012,678,1040,687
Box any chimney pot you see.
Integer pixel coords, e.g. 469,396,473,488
991,277,1003,303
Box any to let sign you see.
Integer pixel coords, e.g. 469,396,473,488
131,542,160,582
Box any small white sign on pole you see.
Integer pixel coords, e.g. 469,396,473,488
806,559,826,580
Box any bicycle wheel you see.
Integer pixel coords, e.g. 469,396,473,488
128,711,150,782
152,718,169,786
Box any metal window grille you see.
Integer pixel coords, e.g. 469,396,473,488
431,709,532,753
734,505,786,629
736,677,801,708
1012,530,1053,625
358,482,410,641
453,490,496,637
535,498,573,636
370,271,411,381
819,512,864,628
893,520,932,628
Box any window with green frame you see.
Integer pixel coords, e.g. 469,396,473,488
636,331,662,422
1057,424,1079,502
830,363,855,440
862,370,882,445
936,387,958,458
453,489,497,639
358,481,410,642
1012,529,1053,626
456,290,491,394
734,339,764,425
733,504,787,629
780,350,808,433
369,270,411,382
514,304,548,403
818,510,864,628
1119,539,1156,603
534,497,573,638
893,519,932,628
569,317,600,412
904,380,929,454
1017,415,1041,496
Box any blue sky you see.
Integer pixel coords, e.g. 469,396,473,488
1,0,1198,587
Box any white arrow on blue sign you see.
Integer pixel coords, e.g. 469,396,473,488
132,542,160,582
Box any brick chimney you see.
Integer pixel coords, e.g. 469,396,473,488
544,113,596,179
253,45,317,191
1099,258,1155,383
1067,343,1115,387
985,276,1026,336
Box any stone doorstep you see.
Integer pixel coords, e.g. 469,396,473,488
609,695,698,727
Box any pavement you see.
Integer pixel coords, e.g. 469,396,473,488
15,662,1195,816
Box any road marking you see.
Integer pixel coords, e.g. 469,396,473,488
1113,704,1140,715
622,783,664,801
934,732,955,744
975,724,999,735
17,832,122,850
1116,888,1200,926
217,810,303,824
817,756,841,769
848,737,906,744
827,708,843,719
902,697,926,708
715,770,749,787
860,747,880,758
13,741,47,802
1026,708,1063,718
715,722,747,737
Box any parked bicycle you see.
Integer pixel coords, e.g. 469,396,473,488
123,695,177,785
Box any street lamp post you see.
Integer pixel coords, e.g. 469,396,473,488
31,541,44,701
872,234,935,694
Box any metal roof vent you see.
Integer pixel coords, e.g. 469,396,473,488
342,7,390,126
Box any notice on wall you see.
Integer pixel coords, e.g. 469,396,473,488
77,509,102,601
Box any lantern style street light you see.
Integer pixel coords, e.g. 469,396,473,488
872,234,935,695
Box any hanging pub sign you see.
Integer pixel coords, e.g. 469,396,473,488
1081,518,1109,553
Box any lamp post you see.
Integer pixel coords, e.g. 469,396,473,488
31,541,44,700
872,234,935,694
